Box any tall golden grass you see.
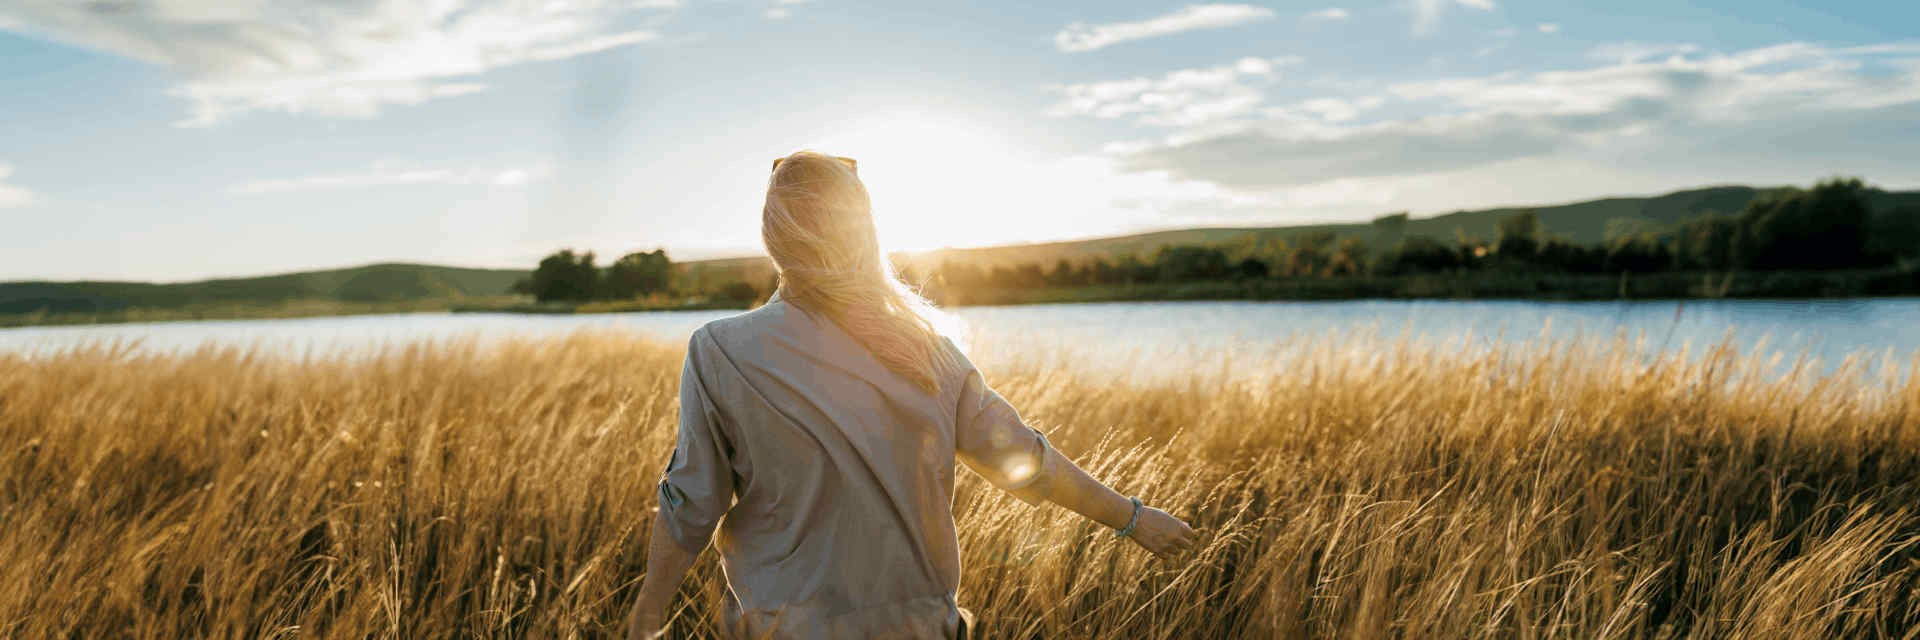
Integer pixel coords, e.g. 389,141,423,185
3,331,1918,638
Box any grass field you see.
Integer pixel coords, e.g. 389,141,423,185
3,332,1918,638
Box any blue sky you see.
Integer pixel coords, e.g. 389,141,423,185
1,1,1916,281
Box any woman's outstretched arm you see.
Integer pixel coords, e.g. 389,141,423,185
625,516,700,640
1017,446,1197,559
953,365,1196,559
973,439,1197,559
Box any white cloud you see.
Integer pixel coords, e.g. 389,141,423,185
1055,4,1275,53
1588,42,1701,64
0,164,35,208
0,1,675,126
1410,0,1443,35
228,159,554,195
1048,56,1302,127
1537,22,1561,34
1410,0,1494,35
764,0,811,20
1305,8,1350,21
1285,96,1386,123
1084,42,1920,196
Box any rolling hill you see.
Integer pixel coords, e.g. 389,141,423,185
0,263,526,314
914,185,1920,269
6,183,1917,315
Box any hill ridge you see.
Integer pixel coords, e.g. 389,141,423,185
6,182,1917,314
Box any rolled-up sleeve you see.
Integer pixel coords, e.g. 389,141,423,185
954,366,1056,505
656,330,736,552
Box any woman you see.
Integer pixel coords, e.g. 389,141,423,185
625,151,1197,639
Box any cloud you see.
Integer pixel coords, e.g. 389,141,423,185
1048,56,1302,127
0,164,35,208
0,1,675,126
1537,23,1561,34
1117,114,1564,189
1588,42,1701,64
1411,0,1495,35
228,159,554,195
1055,4,1275,53
764,0,811,20
1305,8,1350,21
1086,42,1920,192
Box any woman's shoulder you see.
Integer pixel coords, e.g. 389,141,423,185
691,299,797,348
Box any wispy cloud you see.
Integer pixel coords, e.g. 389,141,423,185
1588,42,1700,64
0,1,677,126
764,0,812,20
1048,56,1302,127
1073,42,1920,193
1411,0,1496,35
0,164,35,208
1055,4,1275,53
1304,8,1350,21
228,159,554,195
1537,23,1561,34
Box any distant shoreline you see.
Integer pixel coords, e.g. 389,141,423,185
4,267,1914,329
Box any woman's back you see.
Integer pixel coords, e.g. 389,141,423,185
659,291,1021,637
626,151,1195,640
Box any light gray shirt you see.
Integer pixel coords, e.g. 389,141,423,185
656,292,1052,639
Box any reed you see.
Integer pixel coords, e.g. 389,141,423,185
2,331,1917,638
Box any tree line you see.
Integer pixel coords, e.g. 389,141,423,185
513,249,765,304
913,178,1920,293
515,179,1918,307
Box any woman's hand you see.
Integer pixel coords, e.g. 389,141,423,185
1126,506,1198,559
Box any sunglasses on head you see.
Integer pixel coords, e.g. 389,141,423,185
772,155,858,173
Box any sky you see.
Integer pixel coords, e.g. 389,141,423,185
1,1,1916,282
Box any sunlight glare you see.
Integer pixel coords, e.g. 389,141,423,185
808,112,1083,253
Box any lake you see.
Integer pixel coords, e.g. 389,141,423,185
3,299,1918,377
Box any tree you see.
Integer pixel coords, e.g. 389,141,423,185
1015,263,1046,288
1677,213,1741,270
717,281,762,304
1377,236,1458,275
1114,254,1152,284
1452,229,1490,270
1739,178,1873,270
1086,257,1121,285
1283,232,1335,277
1046,259,1085,287
1327,237,1370,277
1154,246,1230,281
1535,237,1605,273
1867,205,1920,263
1495,210,1542,262
1235,257,1270,280
1604,234,1672,273
529,250,600,302
604,249,673,300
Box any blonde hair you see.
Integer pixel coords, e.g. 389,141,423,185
763,151,958,392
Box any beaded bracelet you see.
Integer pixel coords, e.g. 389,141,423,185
1114,496,1144,538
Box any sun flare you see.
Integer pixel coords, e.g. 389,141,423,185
804,112,1106,255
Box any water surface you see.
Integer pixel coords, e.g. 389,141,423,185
3,299,1916,376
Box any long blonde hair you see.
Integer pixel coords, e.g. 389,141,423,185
763,151,958,392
